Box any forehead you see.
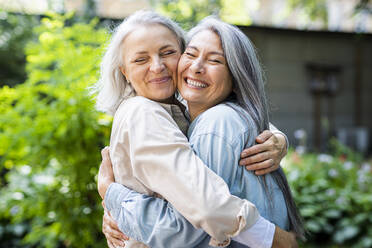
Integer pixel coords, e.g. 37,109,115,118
122,24,180,52
188,30,223,51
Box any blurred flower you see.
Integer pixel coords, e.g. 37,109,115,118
10,205,19,215
13,224,25,236
59,186,69,194
326,188,335,196
361,163,371,172
295,145,306,155
33,175,55,185
12,192,24,200
336,196,347,205
343,161,353,170
20,165,31,175
318,154,333,163
328,168,338,177
68,98,77,105
49,158,60,168
294,129,306,139
48,211,56,219
357,171,367,185
83,207,91,214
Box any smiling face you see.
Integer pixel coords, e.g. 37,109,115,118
120,24,181,103
177,29,233,119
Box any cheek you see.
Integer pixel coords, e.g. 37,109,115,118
215,69,232,92
177,55,189,73
169,58,179,74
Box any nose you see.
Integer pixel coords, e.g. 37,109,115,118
150,56,165,73
189,58,205,74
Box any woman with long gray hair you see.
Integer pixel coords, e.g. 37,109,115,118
97,11,302,248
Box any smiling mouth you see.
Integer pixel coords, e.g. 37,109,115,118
149,76,171,84
185,78,208,88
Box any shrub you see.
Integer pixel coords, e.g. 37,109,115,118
0,10,38,87
284,141,372,248
0,13,111,247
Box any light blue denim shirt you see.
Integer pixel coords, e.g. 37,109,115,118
105,102,289,247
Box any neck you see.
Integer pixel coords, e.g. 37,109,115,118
188,103,208,121
158,95,177,104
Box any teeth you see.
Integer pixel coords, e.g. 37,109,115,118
186,79,208,88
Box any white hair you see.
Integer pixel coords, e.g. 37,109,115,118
91,10,185,115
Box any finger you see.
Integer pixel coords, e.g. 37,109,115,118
240,144,268,159
104,211,120,230
255,130,273,144
254,166,276,176
245,159,274,171
103,222,128,245
107,240,116,248
239,151,271,166
107,235,125,248
104,212,128,240
107,226,128,241
101,146,110,161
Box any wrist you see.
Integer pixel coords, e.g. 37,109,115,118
273,132,288,156
98,180,113,199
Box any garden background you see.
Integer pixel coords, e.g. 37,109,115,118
1,0,372,247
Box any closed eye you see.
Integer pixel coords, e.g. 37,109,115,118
161,50,176,56
209,59,222,64
185,52,196,57
134,58,147,63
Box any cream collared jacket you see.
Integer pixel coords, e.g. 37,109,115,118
109,96,260,247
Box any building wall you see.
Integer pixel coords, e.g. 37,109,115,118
240,26,372,151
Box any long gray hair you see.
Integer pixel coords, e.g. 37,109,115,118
91,10,185,115
188,17,305,239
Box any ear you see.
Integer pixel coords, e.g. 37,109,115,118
119,66,127,79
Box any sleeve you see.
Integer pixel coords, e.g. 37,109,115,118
232,216,275,248
105,183,208,247
190,132,275,247
269,122,289,151
120,100,259,246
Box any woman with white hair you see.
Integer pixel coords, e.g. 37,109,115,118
95,11,298,248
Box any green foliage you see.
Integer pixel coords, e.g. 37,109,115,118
152,0,222,30
152,0,252,30
284,142,372,248
0,12,111,247
288,0,328,24
0,11,38,87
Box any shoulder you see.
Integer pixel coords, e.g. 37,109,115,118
119,96,163,112
191,103,256,144
114,96,168,121
196,103,252,131
201,103,243,121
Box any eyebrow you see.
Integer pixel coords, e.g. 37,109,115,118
134,45,175,55
187,46,224,57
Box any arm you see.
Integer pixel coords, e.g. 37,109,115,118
98,146,209,247
104,183,297,248
99,140,296,248
105,183,209,247
240,124,288,175
112,98,259,246
100,158,296,248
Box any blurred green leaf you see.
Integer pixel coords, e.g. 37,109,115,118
0,12,110,247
